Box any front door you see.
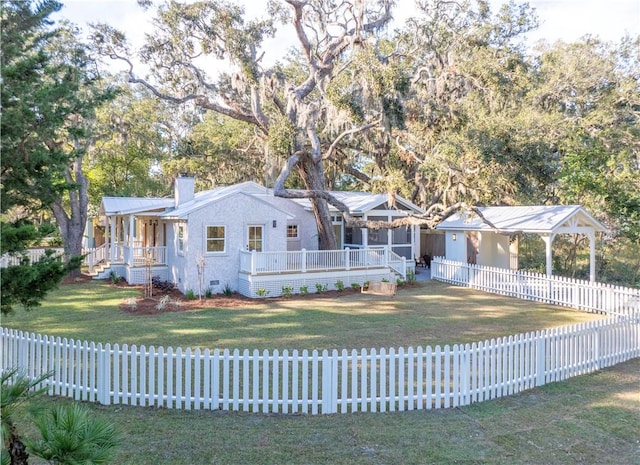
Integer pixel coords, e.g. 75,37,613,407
247,225,263,252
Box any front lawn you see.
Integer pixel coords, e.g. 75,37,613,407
1,279,602,351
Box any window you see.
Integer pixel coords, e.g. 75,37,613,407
287,224,298,239
206,225,225,253
177,224,185,254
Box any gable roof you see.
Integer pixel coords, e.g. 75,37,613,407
159,181,282,219
100,181,425,219
436,205,608,235
291,191,426,215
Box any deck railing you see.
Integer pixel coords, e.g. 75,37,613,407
239,246,405,277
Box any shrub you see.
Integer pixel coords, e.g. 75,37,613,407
315,283,324,293
351,283,360,290
256,288,269,297
335,280,345,292
281,285,293,298
152,276,175,292
397,278,405,286
185,289,196,300
155,295,171,311
223,284,233,297
205,287,213,298
109,271,121,284
299,285,308,295
406,269,417,285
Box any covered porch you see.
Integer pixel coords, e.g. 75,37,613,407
87,205,172,283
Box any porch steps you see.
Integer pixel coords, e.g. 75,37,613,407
88,261,112,279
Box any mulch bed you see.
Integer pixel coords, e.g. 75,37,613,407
119,286,369,315
64,273,414,316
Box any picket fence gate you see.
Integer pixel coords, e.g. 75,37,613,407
1,316,638,415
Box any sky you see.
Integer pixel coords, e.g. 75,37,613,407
54,0,640,50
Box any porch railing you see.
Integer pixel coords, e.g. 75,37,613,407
84,244,166,272
124,246,167,267
239,246,406,277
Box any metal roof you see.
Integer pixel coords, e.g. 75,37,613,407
436,205,608,234
101,197,174,215
159,181,273,219
290,191,426,215
100,181,425,218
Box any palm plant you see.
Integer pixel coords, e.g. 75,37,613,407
1,368,50,465
26,403,119,465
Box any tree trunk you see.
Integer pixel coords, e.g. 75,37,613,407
50,156,89,276
298,159,338,250
8,431,29,465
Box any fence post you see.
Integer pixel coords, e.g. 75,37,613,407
98,343,111,405
535,331,546,387
321,350,336,414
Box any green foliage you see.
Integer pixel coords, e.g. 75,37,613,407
185,289,196,300
299,285,308,296
1,0,114,214
205,288,213,298
406,269,416,285
222,284,233,297
334,280,345,292
26,403,119,465
256,288,269,297
1,368,52,465
281,285,293,298
0,251,81,314
315,283,328,293
351,283,361,290
109,272,121,285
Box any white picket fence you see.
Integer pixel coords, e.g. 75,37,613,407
431,257,640,318
1,317,638,414
0,248,65,267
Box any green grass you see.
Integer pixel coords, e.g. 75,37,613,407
4,280,637,465
1,280,601,351
14,359,639,465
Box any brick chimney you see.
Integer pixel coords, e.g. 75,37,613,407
174,174,195,206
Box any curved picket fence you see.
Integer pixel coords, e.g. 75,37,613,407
1,316,638,414
431,258,640,318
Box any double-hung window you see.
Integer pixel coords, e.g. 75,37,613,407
206,225,226,253
177,224,185,254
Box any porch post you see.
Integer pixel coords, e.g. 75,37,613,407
541,233,555,277
109,216,116,262
128,215,135,266
345,247,350,270
588,230,596,282
301,249,307,273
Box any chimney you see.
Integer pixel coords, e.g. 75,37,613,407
175,174,195,206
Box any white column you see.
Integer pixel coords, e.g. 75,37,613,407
128,215,135,266
541,233,555,277
588,230,596,282
109,216,116,262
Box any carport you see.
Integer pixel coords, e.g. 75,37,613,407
436,205,608,281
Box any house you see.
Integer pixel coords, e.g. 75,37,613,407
436,205,608,281
90,177,425,297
